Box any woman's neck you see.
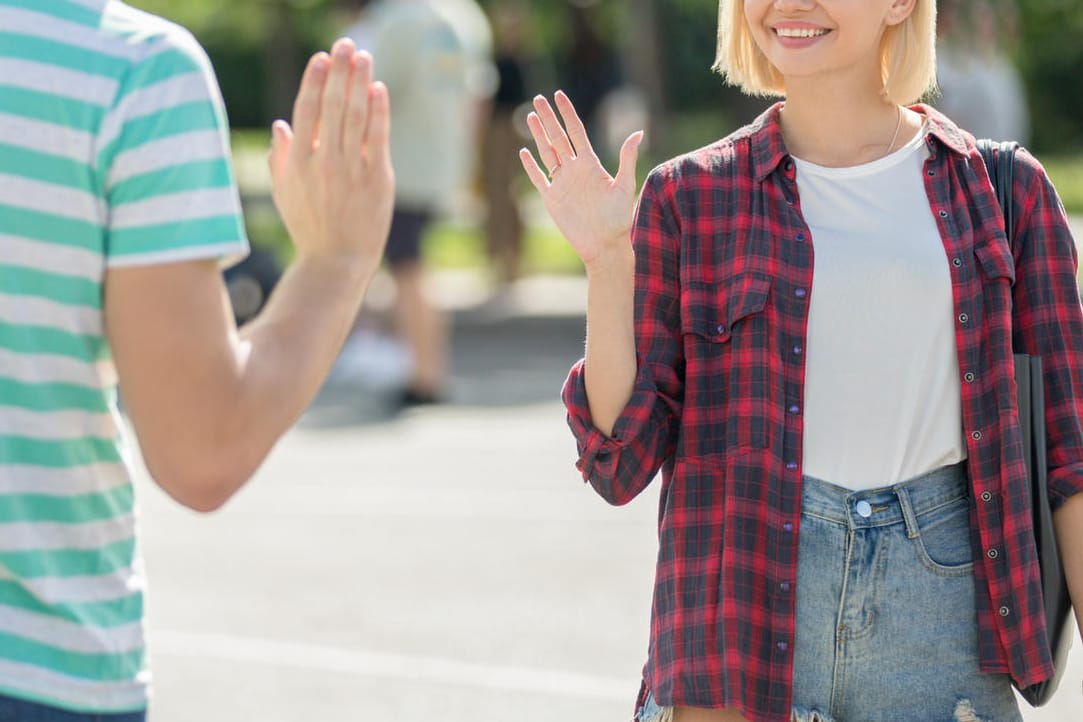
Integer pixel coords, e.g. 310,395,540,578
779,78,923,168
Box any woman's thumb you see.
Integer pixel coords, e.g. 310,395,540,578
615,130,645,192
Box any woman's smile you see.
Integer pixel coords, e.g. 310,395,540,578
772,22,833,48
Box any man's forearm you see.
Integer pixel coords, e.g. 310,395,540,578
210,257,374,484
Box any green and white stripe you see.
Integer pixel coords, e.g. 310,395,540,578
0,0,247,712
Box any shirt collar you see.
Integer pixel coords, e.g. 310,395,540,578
748,101,972,182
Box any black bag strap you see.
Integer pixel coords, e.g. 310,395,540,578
976,138,1020,246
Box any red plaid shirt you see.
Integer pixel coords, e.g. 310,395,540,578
562,103,1083,722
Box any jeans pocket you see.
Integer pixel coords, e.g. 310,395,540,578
910,496,975,575
634,691,672,722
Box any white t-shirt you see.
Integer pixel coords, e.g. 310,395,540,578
796,124,967,490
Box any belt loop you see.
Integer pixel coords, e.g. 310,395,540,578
895,484,921,539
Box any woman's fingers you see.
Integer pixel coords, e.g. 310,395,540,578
532,95,575,164
526,111,561,175
554,90,593,159
519,148,549,191
614,130,645,193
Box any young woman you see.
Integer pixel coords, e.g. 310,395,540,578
520,1,1083,721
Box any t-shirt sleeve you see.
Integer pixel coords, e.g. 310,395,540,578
97,27,248,268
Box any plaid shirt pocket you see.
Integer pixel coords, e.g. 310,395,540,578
680,273,773,456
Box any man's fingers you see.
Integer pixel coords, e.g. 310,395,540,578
344,51,373,165
554,91,593,159
519,148,549,192
525,112,560,175
290,52,330,158
532,95,575,163
268,119,293,187
317,38,355,156
363,82,392,173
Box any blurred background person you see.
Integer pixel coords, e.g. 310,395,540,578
558,0,624,154
482,0,533,285
342,0,496,407
935,0,1030,144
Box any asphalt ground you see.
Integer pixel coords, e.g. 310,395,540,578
136,224,1083,720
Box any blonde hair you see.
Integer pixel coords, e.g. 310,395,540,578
712,0,938,105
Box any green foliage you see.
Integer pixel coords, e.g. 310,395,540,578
1014,0,1083,152
1044,154,1083,215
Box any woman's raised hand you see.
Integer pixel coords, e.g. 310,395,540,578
519,91,643,269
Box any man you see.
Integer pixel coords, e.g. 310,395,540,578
0,0,392,717
343,0,494,405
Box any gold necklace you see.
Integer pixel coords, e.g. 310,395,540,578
884,105,904,155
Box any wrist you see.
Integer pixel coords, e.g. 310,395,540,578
294,251,377,287
290,252,377,302
584,242,634,279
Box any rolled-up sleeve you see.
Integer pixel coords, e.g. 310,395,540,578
562,167,684,506
1010,150,1083,509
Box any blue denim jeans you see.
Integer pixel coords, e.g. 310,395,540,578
636,463,1023,722
0,695,145,722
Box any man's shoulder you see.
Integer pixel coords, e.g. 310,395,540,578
100,3,211,71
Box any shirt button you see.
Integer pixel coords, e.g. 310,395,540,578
780,581,792,593
792,345,803,355
952,257,962,268
964,372,976,383
972,430,983,441
785,160,794,172
777,640,789,652
795,232,806,242
927,169,936,177
795,288,807,299
717,324,727,335
783,522,794,532
959,313,969,324
981,491,993,502
786,461,798,471
987,548,999,559
939,210,949,218
999,606,1011,617
788,404,800,415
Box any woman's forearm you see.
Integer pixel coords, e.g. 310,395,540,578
583,244,638,437
1053,493,1083,636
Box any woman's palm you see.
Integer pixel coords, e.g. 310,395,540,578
519,92,643,267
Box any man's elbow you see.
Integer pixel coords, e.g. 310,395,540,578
144,449,260,513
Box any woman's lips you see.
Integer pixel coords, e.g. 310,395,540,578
773,26,832,48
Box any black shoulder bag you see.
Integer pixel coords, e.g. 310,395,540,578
976,139,1074,707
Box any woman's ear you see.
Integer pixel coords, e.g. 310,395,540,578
885,0,919,26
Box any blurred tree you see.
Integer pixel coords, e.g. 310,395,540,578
129,0,1080,152
1013,0,1083,152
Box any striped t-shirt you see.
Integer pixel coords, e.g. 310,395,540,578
0,0,248,712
